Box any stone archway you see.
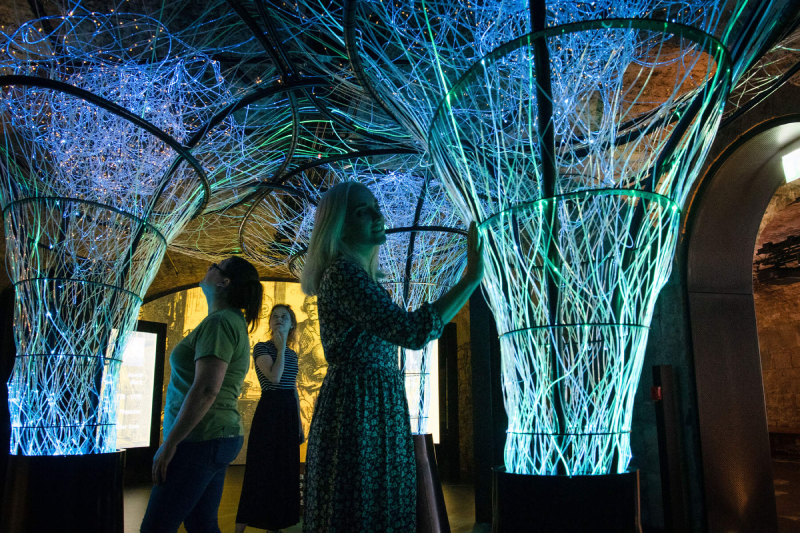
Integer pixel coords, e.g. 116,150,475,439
686,115,800,532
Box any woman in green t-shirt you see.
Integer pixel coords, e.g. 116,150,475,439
141,256,263,533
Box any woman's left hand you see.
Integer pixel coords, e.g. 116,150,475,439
273,328,288,351
152,441,177,485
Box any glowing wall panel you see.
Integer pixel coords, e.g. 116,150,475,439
116,331,159,450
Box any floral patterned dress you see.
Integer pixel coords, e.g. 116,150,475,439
303,258,444,533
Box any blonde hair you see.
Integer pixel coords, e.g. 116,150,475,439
300,181,380,296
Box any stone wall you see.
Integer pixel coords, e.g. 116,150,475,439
754,281,800,431
630,252,704,533
753,179,800,432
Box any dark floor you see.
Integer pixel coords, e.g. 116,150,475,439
125,460,800,532
124,465,491,533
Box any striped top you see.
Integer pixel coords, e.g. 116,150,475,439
253,340,299,392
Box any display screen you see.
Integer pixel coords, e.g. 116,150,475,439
400,339,440,443
429,339,440,444
116,330,159,449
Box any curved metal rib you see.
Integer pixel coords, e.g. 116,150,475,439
343,0,413,137
225,0,301,184
237,147,420,257
721,59,800,128
0,75,211,217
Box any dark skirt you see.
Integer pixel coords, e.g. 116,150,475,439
236,388,300,530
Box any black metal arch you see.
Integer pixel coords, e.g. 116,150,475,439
343,0,419,140
158,78,331,214
224,0,302,184
227,0,405,148
0,75,211,218
721,59,800,128
236,147,421,257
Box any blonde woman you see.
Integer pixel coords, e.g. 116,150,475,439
235,304,302,533
300,181,484,532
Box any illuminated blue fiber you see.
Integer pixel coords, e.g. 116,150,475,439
0,14,234,455
285,0,789,476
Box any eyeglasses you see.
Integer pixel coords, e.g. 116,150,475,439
211,263,228,276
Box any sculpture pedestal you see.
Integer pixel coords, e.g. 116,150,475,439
414,433,450,533
2,450,126,533
492,467,641,533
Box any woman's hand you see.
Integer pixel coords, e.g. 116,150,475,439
273,328,287,351
152,441,177,485
465,220,485,286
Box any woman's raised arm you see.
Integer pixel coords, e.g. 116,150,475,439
431,221,485,324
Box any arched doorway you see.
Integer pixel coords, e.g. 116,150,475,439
687,116,800,532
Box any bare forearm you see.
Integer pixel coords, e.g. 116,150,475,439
255,348,286,383
260,347,285,383
432,276,481,325
163,387,217,448
269,347,286,383
433,221,484,325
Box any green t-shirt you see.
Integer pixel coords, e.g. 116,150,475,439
163,308,250,442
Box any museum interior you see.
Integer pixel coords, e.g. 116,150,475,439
2,0,800,532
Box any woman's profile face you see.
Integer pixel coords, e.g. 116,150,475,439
342,184,386,248
270,306,293,335
199,257,231,293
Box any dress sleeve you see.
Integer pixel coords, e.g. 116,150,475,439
321,260,444,350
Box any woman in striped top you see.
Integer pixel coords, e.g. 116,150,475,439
235,304,303,533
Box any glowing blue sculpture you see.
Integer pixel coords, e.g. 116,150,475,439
283,0,792,475
0,14,235,455
431,24,727,474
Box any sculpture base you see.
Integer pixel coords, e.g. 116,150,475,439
2,450,126,533
414,433,451,533
492,467,641,533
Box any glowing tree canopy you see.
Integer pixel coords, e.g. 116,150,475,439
0,13,252,455
271,0,796,476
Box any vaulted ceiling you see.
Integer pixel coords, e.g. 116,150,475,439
1,0,799,301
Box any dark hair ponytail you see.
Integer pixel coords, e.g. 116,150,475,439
220,256,262,332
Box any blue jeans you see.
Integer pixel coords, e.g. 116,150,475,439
140,436,243,533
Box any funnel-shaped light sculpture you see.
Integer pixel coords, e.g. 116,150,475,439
428,19,730,475
261,0,790,476
0,14,236,455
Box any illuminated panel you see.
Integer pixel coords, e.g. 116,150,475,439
401,339,440,443
116,331,158,449
783,147,800,183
